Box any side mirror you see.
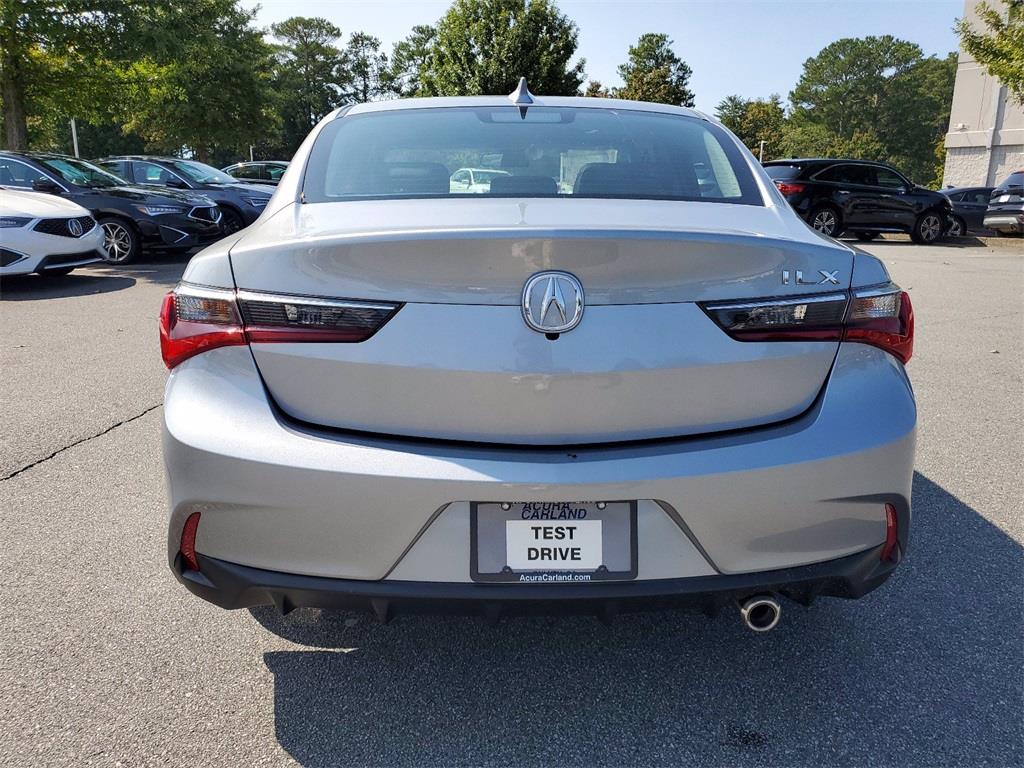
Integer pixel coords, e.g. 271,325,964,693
32,178,62,194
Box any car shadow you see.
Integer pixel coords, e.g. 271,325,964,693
839,235,989,248
253,472,1022,767
0,271,136,300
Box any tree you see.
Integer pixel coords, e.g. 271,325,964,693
0,1,182,149
346,32,388,102
787,36,956,185
120,1,277,160
956,0,1024,102
615,33,694,106
420,0,585,96
385,24,436,97
715,94,786,157
270,17,350,152
584,79,610,98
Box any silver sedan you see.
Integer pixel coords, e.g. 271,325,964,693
160,84,916,632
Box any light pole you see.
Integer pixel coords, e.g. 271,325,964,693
758,139,766,163
70,118,80,158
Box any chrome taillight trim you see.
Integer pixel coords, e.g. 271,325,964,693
234,289,398,313
704,292,849,313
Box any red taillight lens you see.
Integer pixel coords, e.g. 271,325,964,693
179,511,201,571
774,181,806,196
844,288,914,364
160,284,401,369
701,283,914,364
160,288,246,369
880,503,899,562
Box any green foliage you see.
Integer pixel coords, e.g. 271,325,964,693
584,80,610,98
119,1,276,160
420,0,585,96
346,32,388,102
385,25,436,97
956,0,1024,102
715,94,785,157
784,36,956,186
268,16,350,155
615,33,694,106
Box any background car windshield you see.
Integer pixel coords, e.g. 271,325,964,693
764,165,802,180
304,107,762,205
40,157,124,188
168,160,236,184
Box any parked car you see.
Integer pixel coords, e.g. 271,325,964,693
941,186,994,236
449,167,510,193
763,158,952,244
983,170,1024,236
221,160,289,186
162,86,916,631
0,188,106,277
97,156,274,234
0,152,222,264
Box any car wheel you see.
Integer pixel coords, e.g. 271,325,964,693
39,267,75,277
99,218,140,264
854,231,879,242
946,216,966,238
220,208,245,235
911,210,944,244
809,206,842,238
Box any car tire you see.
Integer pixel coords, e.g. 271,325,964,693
220,208,245,236
946,216,966,238
911,210,945,244
99,218,140,264
39,267,75,277
809,205,842,238
854,231,879,242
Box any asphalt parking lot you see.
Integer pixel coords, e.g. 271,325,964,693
1,238,1022,767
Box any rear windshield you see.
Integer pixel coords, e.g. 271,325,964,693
996,171,1024,191
303,106,763,205
764,164,802,180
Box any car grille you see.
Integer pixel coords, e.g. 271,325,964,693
188,206,222,224
40,250,103,267
33,216,96,238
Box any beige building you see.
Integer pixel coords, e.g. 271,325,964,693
943,0,1024,186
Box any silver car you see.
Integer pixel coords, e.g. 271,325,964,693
161,84,916,631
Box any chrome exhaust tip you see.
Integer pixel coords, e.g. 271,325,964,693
738,594,782,632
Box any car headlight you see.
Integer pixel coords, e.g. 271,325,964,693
133,205,185,216
242,197,268,208
0,216,32,228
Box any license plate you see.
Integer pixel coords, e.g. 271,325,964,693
471,501,637,583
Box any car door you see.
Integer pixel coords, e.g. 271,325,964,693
815,164,874,227
961,188,992,230
870,166,917,229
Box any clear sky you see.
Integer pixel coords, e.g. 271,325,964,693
241,0,964,114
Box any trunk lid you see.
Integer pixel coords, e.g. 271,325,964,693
230,199,853,444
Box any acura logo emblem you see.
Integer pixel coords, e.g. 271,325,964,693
522,271,584,333
67,218,83,237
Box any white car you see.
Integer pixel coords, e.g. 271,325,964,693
1,188,106,277
449,167,510,193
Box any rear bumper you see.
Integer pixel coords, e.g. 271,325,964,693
984,213,1024,233
178,543,899,618
164,343,916,591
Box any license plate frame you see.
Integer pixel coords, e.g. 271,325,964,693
470,501,638,583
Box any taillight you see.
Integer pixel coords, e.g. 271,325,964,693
774,181,806,196
702,283,914,363
160,283,401,369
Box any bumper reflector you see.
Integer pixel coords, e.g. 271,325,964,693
881,503,898,562
180,512,202,571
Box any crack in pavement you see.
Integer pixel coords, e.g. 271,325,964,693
1,404,162,482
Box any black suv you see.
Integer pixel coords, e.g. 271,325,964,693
98,156,274,234
0,151,222,263
763,158,952,244
984,170,1024,236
